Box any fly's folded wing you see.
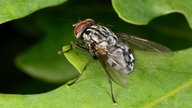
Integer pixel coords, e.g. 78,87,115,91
97,54,130,88
116,33,174,56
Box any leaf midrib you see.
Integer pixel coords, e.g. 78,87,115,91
144,79,192,108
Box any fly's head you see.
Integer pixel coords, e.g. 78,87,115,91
73,19,94,39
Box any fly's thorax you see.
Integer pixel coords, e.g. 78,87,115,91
82,25,117,55
82,25,118,44
80,24,118,54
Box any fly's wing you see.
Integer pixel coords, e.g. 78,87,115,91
97,54,130,88
116,33,174,56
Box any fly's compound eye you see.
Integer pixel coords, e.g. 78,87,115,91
74,19,94,38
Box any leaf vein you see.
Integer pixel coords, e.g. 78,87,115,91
144,79,192,108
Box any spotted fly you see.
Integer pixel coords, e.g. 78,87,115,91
59,19,173,104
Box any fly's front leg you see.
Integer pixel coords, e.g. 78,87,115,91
58,41,73,54
58,41,88,54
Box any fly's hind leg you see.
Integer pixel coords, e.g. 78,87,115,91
108,77,117,105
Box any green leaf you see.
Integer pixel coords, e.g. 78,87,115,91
112,0,192,28
0,0,67,24
0,47,192,107
1,0,191,107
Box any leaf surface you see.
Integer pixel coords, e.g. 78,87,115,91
0,0,67,24
112,0,192,28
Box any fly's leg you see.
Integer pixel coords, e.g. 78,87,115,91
70,41,88,51
58,42,73,54
108,77,117,105
67,58,95,86
58,41,91,86
58,41,88,54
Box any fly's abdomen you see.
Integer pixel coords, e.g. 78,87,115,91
107,42,135,74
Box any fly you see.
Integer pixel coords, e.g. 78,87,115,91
59,19,173,104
